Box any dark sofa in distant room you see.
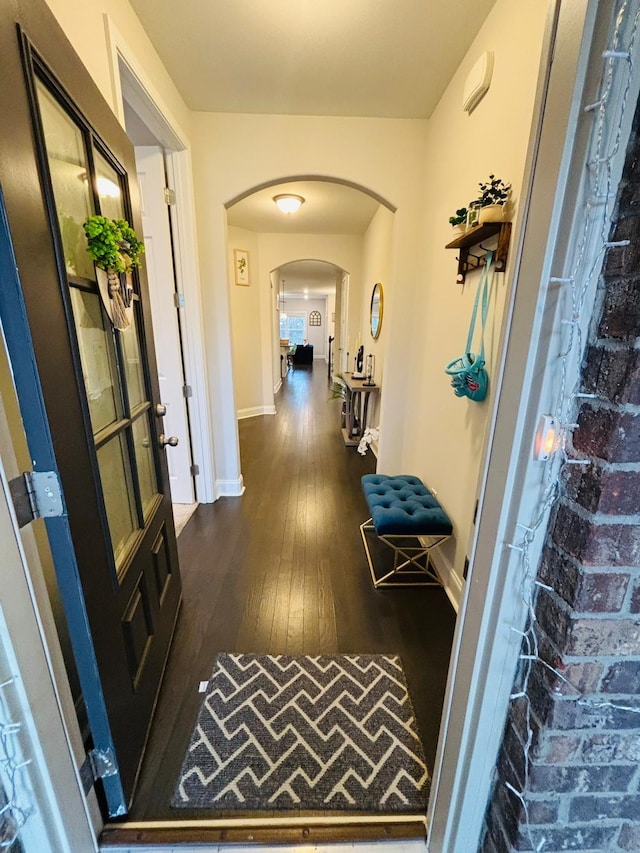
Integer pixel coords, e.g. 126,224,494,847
291,344,314,365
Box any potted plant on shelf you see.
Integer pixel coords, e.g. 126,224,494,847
475,174,511,224
83,215,144,330
448,207,468,239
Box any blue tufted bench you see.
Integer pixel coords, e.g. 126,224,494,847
360,474,453,588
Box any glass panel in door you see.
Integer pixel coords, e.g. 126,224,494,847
69,287,121,432
36,81,151,573
94,150,125,222
131,412,159,519
97,433,137,568
120,308,146,411
35,81,95,279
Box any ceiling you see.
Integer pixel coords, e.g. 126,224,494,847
127,0,496,119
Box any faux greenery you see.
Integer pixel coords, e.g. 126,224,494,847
329,375,346,400
83,215,145,273
448,207,468,227
476,175,511,207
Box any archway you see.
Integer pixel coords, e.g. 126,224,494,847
225,174,396,212
225,177,392,430
272,259,344,387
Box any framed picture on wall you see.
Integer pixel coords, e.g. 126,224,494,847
234,249,250,286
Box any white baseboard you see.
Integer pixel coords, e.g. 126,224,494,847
274,379,282,394
237,405,276,420
215,476,245,498
428,549,462,612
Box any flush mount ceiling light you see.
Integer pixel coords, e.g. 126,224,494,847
273,194,305,214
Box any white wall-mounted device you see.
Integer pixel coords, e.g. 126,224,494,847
463,51,494,113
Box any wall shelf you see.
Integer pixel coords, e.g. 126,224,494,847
445,221,512,284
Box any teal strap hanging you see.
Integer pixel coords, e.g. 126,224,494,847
465,249,492,363
444,251,493,402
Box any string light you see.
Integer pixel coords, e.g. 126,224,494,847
500,3,640,849
0,676,34,847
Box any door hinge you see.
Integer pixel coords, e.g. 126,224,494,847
183,384,193,398
163,187,176,205
79,747,119,796
190,463,200,476
9,471,64,528
173,292,185,308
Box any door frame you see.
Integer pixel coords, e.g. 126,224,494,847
338,272,349,374
104,15,216,504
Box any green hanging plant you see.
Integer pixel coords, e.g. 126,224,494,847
83,215,144,330
83,215,144,273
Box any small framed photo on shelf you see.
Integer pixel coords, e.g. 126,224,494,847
234,249,250,286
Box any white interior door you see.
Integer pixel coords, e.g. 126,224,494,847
135,146,194,504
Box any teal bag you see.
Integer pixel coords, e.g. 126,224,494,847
445,250,492,402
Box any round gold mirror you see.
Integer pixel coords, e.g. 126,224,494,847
370,282,383,340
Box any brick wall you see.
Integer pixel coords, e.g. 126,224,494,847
480,104,640,851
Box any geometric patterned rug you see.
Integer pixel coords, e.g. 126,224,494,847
171,653,429,811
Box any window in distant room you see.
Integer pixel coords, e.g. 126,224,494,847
280,312,306,345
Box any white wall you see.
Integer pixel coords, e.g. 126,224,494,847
356,206,394,442
403,0,549,601
44,0,192,136
227,226,264,417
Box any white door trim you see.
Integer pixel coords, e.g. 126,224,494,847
104,15,216,503
339,272,349,374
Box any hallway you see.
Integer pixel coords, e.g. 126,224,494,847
128,366,457,821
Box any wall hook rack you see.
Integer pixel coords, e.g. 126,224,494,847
446,222,512,284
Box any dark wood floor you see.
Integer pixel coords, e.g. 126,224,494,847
127,364,457,821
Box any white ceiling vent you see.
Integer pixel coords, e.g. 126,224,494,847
463,51,494,113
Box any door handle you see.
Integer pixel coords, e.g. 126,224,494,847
159,434,179,448
155,403,167,417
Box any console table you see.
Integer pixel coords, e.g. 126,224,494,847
341,374,380,446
